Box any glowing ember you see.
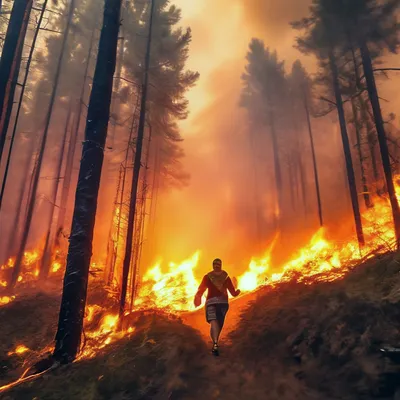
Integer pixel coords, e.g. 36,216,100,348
7,345,29,356
0,296,15,306
51,262,61,273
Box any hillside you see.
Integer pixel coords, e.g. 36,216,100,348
2,252,400,399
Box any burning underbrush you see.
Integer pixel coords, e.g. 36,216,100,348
227,252,400,399
0,293,208,400
2,178,400,315
2,250,400,399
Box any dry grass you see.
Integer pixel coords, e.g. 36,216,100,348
229,252,400,399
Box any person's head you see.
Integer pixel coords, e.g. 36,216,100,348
212,258,222,272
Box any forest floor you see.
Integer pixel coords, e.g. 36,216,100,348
3,252,400,399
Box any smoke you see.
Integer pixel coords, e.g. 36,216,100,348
147,0,358,277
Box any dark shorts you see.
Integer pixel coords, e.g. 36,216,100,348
206,303,229,327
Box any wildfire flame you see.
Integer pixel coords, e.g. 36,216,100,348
7,345,29,356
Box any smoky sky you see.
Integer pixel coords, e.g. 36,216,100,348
237,0,311,38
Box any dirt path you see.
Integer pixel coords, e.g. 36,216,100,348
178,292,263,400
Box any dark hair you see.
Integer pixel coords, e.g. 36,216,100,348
213,258,222,265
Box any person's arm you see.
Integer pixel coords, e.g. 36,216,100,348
226,277,241,297
194,275,208,307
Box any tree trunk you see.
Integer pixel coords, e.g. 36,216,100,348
288,158,296,211
129,127,152,309
55,27,96,245
249,128,263,245
0,0,48,211
349,42,381,197
119,0,155,321
351,98,373,209
360,41,400,246
328,49,365,247
359,95,380,192
105,163,123,284
107,94,140,285
40,104,72,278
303,88,323,226
297,151,308,215
53,0,122,364
0,0,32,163
10,0,76,288
5,139,34,263
269,109,283,222
108,26,125,150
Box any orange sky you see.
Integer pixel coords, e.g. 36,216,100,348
149,0,316,272
173,0,313,131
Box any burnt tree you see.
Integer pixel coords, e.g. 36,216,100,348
329,48,365,247
53,0,123,363
360,41,400,246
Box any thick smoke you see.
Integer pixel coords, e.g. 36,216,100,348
150,0,400,276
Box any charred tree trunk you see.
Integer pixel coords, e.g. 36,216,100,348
40,104,72,278
105,163,123,284
0,0,48,211
55,27,96,245
0,0,32,164
360,41,400,247
109,26,125,150
303,88,323,226
53,0,122,364
129,126,152,309
351,98,373,209
119,0,155,321
329,49,365,248
359,95,380,193
10,0,76,288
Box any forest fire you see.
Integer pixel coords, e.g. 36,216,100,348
130,182,400,312
1,182,399,315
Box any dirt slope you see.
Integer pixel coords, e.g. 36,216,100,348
2,253,400,399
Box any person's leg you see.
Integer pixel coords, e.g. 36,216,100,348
210,320,221,344
206,305,219,343
216,304,229,343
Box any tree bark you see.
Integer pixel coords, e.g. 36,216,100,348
53,0,122,364
0,0,32,164
360,41,400,247
10,0,76,288
0,0,48,211
119,0,155,321
329,49,365,247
